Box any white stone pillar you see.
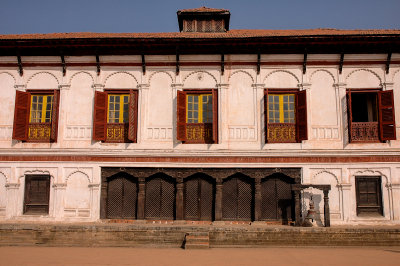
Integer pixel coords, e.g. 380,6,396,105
171,83,183,146
252,83,265,145
391,183,400,221
5,183,20,219
334,82,347,145
340,183,352,222
57,84,70,146
89,183,101,221
216,83,229,148
52,183,66,220
137,83,149,144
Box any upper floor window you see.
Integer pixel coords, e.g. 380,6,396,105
93,90,138,143
347,89,396,143
177,89,218,144
264,89,307,143
13,90,60,142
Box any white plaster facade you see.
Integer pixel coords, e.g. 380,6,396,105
0,53,400,225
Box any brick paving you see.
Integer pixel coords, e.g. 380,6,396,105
1,247,400,266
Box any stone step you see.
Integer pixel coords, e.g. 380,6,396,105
184,232,210,249
185,243,210,249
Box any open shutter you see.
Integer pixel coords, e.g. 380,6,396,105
12,91,30,141
378,90,396,141
93,91,107,141
50,89,60,142
128,90,138,142
346,90,353,142
177,90,187,141
296,90,307,141
264,89,268,143
212,89,218,143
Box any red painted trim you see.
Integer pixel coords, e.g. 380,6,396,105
0,155,399,163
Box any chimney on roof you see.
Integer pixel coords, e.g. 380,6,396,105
177,7,230,33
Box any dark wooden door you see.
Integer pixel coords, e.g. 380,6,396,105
261,175,294,223
184,175,214,221
24,175,50,214
356,177,383,216
145,174,175,220
222,175,253,221
107,174,137,219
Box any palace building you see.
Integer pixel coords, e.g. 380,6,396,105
0,7,400,226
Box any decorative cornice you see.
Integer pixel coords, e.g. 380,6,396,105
138,83,150,90
92,84,105,91
53,183,67,189
58,84,71,90
5,183,20,189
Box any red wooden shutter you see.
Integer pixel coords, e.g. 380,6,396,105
346,90,353,142
176,90,187,141
212,89,218,143
128,90,138,142
378,90,396,141
12,91,30,141
264,89,268,143
93,91,107,141
296,90,307,141
50,89,60,142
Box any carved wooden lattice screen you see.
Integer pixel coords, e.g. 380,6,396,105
145,175,175,220
24,175,50,214
107,174,138,219
184,175,214,221
260,176,294,222
222,175,253,220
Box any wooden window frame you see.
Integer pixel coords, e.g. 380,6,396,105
12,89,60,143
23,174,50,215
264,89,307,143
177,89,218,144
347,88,396,143
355,176,383,216
93,89,138,143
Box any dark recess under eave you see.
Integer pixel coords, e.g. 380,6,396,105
0,36,399,56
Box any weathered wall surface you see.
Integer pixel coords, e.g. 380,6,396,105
0,53,399,224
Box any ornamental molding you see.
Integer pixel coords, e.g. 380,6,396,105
0,171,9,183
65,169,91,183
5,183,20,189
26,71,60,87
345,68,382,84
263,69,300,84
182,70,218,85
68,71,95,85
0,71,17,84
104,71,139,87
309,69,336,83
148,71,174,84
351,168,389,183
311,169,339,184
228,70,255,83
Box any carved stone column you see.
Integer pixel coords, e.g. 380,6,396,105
171,83,183,145
215,178,223,221
341,183,352,222
254,178,262,221
137,177,146,220
5,183,20,218
391,183,400,221
53,183,67,219
176,178,184,220
323,189,331,227
294,190,301,226
88,183,100,220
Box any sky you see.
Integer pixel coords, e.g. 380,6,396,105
0,0,399,34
